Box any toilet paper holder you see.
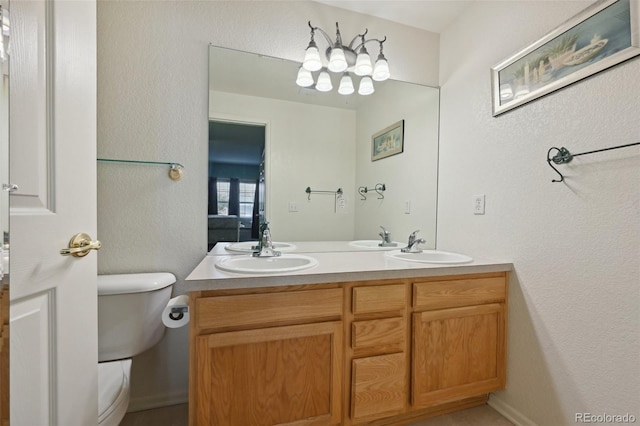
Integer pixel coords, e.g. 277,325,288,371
169,306,188,321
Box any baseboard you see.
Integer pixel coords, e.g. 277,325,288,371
127,390,189,413
488,394,538,426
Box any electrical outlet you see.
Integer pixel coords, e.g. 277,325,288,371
288,201,298,212
474,195,485,215
404,200,411,214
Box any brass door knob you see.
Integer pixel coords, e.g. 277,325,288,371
60,233,102,257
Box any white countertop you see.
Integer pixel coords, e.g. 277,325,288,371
208,240,406,254
186,247,512,292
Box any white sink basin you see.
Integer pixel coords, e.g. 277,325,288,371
386,250,473,264
349,240,405,250
225,241,296,254
215,254,318,274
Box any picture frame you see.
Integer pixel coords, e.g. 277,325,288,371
491,0,640,116
371,120,404,161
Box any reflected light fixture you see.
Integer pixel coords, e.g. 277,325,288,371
514,84,530,98
338,73,354,95
298,21,389,95
316,70,333,92
296,66,314,87
499,83,513,101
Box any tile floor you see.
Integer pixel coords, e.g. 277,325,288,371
120,403,514,426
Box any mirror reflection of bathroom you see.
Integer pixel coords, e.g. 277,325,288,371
207,120,266,250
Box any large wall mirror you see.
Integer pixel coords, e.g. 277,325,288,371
208,45,439,251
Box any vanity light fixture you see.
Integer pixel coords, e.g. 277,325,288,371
298,21,390,96
316,70,333,92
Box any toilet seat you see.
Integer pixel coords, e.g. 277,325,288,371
98,359,132,426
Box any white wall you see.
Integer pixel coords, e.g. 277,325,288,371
211,91,357,241
438,2,640,425
97,0,439,410
354,81,439,246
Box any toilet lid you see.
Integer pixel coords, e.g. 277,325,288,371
98,359,132,422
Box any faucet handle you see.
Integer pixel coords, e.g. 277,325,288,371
401,230,425,253
380,225,390,235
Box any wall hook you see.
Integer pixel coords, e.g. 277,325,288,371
358,183,386,200
547,147,570,183
358,186,368,200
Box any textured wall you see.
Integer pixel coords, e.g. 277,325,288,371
97,0,439,410
438,2,640,424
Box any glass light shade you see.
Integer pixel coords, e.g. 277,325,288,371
296,67,314,87
328,48,348,73
354,51,373,76
499,83,513,100
514,84,530,98
316,70,333,92
303,45,322,71
358,76,374,95
338,74,354,95
372,58,390,81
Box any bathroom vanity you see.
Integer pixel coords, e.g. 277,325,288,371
186,249,511,426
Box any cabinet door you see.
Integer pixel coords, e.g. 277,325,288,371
194,322,342,426
412,303,506,408
351,353,406,422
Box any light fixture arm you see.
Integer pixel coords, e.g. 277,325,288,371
353,35,387,53
346,29,368,50
309,21,374,51
308,21,335,48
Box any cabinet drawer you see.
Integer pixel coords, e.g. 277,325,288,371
413,276,506,311
195,288,343,331
352,284,406,315
351,353,406,421
352,317,405,354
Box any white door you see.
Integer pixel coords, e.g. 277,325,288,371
9,0,98,425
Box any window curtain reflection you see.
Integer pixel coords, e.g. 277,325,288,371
228,178,240,216
251,179,260,239
208,177,218,215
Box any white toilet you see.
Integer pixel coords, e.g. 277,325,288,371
97,272,176,426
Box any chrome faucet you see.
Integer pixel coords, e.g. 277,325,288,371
401,230,426,253
378,226,397,247
252,222,281,257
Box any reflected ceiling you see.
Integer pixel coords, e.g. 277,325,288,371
209,47,375,110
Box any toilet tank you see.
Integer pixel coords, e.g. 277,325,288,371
98,273,176,362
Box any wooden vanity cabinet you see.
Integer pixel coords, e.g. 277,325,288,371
345,282,410,424
189,271,508,426
410,273,508,409
189,286,344,426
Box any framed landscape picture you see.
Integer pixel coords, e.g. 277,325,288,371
372,120,404,161
491,0,640,116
